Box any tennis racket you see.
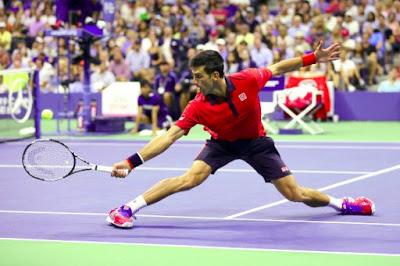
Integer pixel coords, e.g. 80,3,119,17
22,139,128,181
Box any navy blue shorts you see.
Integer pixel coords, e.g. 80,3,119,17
195,136,292,182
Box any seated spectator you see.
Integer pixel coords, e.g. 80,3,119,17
126,39,151,81
235,23,255,47
175,48,197,113
91,62,116,92
293,31,311,54
132,79,171,136
0,49,10,70
361,31,383,85
34,54,56,93
377,68,400,92
109,47,131,81
0,21,11,51
237,48,257,71
331,50,364,91
225,51,239,74
250,36,273,67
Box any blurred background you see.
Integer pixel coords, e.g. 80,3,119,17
0,0,399,143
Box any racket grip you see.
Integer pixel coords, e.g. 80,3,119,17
95,165,129,176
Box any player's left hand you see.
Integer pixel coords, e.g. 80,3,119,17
314,40,341,63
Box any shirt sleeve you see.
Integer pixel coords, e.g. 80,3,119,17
137,96,144,106
240,68,272,91
175,101,198,134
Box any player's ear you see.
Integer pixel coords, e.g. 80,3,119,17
211,71,221,80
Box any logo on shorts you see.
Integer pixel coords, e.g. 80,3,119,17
281,166,289,172
238,92,247,101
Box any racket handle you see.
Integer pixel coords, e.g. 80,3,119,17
95,165,129,176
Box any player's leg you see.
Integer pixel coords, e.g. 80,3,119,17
107,139,235,228
142,160,212,205
272,174,330,207
107,160,211,228
242,136,375,215
272,174,375,215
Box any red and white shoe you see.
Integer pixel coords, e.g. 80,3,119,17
106,205,135,228
341,197,375,215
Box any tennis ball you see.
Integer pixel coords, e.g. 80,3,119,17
41,109,54,120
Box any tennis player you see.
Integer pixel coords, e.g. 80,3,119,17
108,40,375,228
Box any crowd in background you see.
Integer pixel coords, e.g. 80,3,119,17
0,0,399,119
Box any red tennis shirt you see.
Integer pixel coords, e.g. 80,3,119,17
175,68,272,141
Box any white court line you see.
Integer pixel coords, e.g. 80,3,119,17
3,141,400,150
0,209,399,228
0,237,398,257
0,164,371,175
225,163,400,219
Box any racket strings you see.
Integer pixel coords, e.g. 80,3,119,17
23,141,75,180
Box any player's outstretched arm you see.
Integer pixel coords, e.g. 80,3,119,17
267,40,341,76
111,125,186,177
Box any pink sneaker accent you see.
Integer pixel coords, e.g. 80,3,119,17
341,197,375,215
106,205,134,228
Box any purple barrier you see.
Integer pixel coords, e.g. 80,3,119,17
334,92,400,121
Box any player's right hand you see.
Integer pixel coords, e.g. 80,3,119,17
111,160,132,178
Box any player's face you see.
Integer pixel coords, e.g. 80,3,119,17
191,66,217,95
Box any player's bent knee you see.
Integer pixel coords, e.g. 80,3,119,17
176,172,208,191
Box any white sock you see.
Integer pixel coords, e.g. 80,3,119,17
328,196,343,212
125,195,147,214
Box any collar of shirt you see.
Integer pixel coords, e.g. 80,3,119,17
205,76,238,116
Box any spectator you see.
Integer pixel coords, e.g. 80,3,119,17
331,50,364,91
0,21,11,51
235,23,255,47
109,47,130,81
288,15,307,39
175,48,197,113
91,62,116,92
125,39,151,80
160,26,174,65
216,38,228,61
293,31,312,54
343,11,360,38
0,49,10,69
147,32,163,69
204,29,219,51
377,68,400,92
238,48,257,71
225,51,239,74
34,54,56,93
251,36,273,68
242,6,259,32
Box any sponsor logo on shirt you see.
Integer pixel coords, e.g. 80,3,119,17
281,166,289,172
238,92,247,101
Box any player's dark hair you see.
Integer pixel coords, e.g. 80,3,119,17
190,50,224,78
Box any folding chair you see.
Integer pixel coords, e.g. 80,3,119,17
275,86,325,135
260,91,279,135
